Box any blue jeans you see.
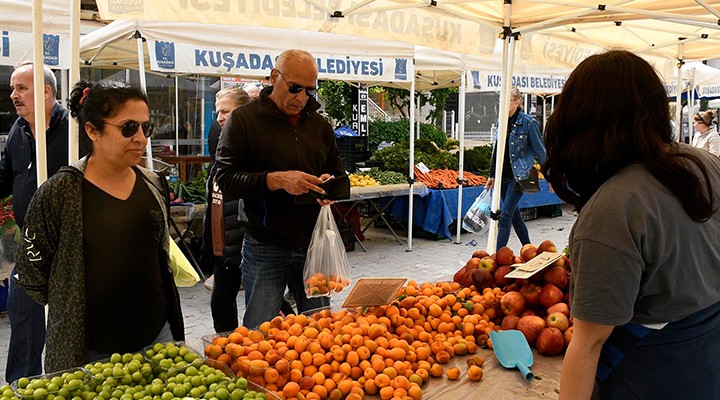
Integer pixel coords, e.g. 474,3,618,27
241,233,329,329
496,177,531,251
6,267,46,382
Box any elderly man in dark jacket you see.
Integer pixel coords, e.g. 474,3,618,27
215,49,348,329
2,62,71,382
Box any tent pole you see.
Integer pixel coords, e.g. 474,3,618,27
487,30,517,253
135,31,154,170
416,94,421,140
175,76,180,154
688,67,695,139
675,44,684,143
60,70,68,108
407,79,416,252
455,70,467,244
69,0,80,162
32,0,48,185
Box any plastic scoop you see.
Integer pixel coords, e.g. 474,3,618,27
490,330,535,381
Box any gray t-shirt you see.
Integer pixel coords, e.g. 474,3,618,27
569,144,720,326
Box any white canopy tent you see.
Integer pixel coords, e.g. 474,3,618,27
95,0,720,251
0,0,82,183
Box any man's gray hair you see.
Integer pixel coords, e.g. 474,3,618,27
15,61,58,96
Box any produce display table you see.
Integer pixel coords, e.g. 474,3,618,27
388,180,562,239
419,348,562,399
335,183,429,251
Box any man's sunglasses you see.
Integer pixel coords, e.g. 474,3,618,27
104,120,153,138
277,71,317,96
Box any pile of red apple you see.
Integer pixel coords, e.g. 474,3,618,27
453,240,573,356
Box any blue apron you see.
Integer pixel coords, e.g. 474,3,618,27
596,300,720,399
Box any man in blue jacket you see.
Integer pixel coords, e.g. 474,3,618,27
3,61,71,382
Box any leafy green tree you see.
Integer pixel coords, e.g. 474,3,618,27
317,80,354,126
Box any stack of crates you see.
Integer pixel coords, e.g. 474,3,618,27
520,207,538,221
337,136,368,173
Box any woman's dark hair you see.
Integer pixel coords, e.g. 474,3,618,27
68,80,148,154
542,49,716,222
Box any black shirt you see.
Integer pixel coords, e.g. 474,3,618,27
82,169,167,353
501,110,521,180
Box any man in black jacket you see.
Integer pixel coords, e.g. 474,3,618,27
215,49,347,329
3,62,69,382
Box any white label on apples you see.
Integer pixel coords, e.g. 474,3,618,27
505,252,564,279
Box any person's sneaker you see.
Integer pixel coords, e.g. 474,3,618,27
203,275,215,291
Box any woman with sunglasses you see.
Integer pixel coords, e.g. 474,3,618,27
13,80,185,373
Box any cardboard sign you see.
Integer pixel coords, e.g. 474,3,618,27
415,162,430,175
342,278,407,308
504,252,564,279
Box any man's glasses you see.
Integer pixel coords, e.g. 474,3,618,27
104,120,153,138
277,71,317,96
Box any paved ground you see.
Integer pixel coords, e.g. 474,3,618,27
0,204,577,383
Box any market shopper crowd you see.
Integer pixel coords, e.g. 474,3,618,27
3,45,720,400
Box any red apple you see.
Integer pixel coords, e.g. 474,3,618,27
472,249,490,259
539,284,564,308
453,266,468,285
516,315,546,346
537,239,558,254
465,257,481,271
495,246,515,266
501,315,520,331
563,326,574,348
470,268,495,291
494,265,514,287
542,267,569,289
546,302,570,318
502,282,521,293
536,327,564,356
519,282,543,308
500,291,526,316
520,243,538,262
545,312,570,331
479,257,498,273
551,255,567,269
520,309,539,317
529,270,545,283
513,256,524,265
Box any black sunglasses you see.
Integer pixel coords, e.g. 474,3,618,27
104,120,153,138
277,70,317,96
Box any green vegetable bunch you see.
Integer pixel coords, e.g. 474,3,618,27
366,168,408,185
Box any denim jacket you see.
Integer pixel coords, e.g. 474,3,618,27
490,110,547,181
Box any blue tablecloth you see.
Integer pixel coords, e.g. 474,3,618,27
388,180,562,240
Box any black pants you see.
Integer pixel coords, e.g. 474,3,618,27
211,259,243,333
210,258,296,333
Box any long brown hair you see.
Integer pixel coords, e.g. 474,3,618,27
542,49,716,221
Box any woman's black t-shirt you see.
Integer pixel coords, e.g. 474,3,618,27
82,169,167,353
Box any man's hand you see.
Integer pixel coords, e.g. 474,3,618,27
485,177,495,189
266,171,325,195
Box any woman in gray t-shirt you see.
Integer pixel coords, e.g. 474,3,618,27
543,50,720,400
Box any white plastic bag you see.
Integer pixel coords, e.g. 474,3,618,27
462,189,492,234
303,205,352,298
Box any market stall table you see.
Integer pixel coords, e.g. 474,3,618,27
335,183,429,251
388,180,562,239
